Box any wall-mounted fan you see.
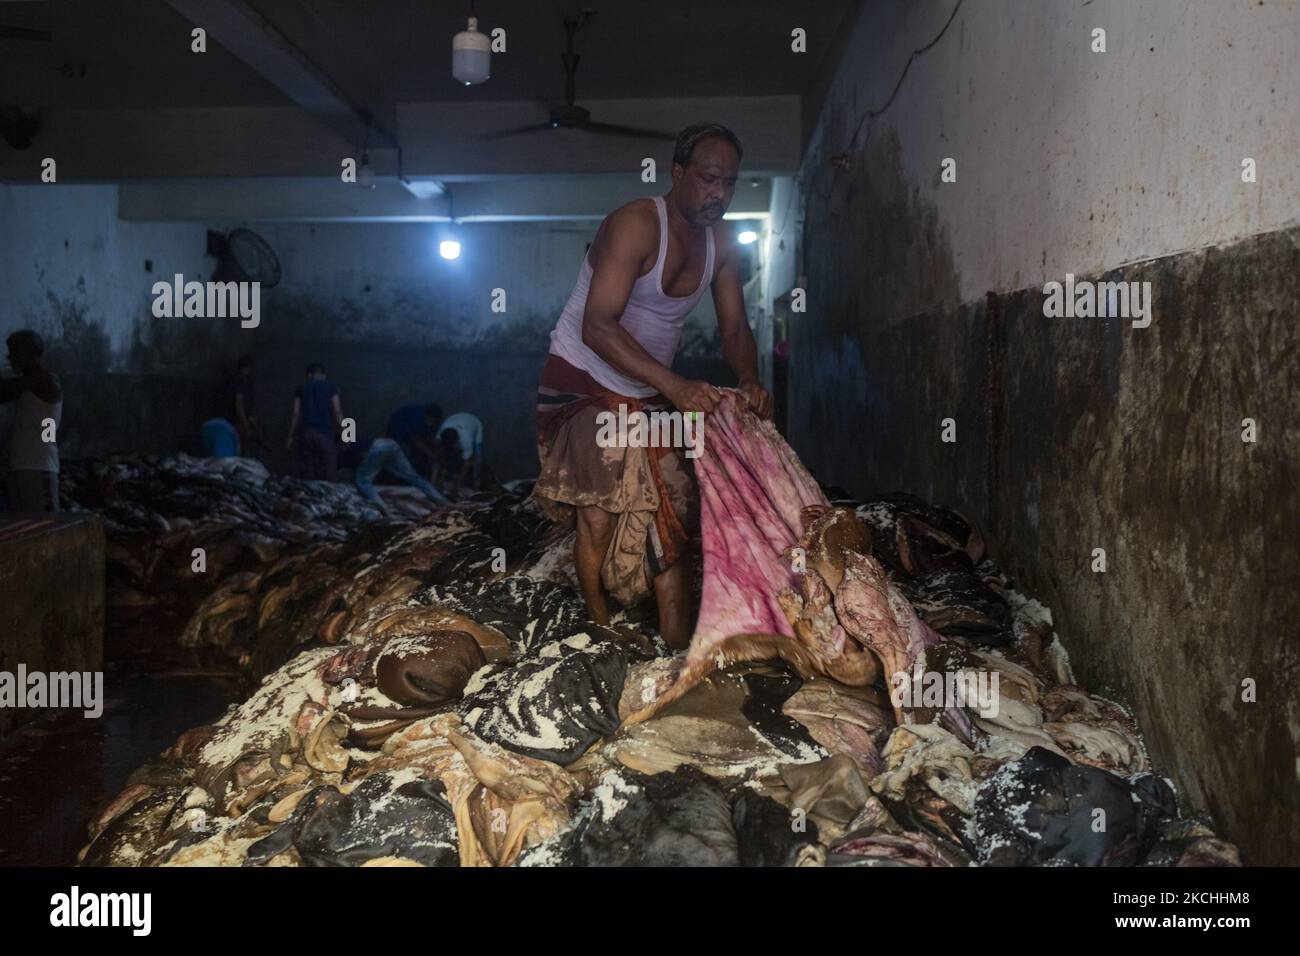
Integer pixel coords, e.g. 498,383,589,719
0,107,40,149
1,18,52,149
207,228,282,288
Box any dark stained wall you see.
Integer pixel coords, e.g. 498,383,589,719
790,1,1300,863
2,189,732,479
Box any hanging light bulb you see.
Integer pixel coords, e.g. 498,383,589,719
452,14,490,85
357,151,375,189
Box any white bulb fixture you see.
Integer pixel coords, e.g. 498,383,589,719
439,240,462,260
452,16,490,85
738,229,758,245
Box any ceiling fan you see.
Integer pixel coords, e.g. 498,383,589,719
482,9,675,142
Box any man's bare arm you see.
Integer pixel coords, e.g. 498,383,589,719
0,377,22,403
712,245,759,382
712,239,772,418
0,371,59,405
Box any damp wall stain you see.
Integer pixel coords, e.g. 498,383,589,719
3,189,729,473
793,120,1300,863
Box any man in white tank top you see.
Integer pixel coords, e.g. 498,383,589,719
536,123,772,650
2,330,64,513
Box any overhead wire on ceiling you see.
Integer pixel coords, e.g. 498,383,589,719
847,0,965,148
814,0,965,203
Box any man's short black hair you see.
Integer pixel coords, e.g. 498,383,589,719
439,427,460,449
6,329,44,358
306,362,325,376
425,404,443,423
673,123,743,168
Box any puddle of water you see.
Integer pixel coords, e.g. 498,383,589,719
0,666,240,866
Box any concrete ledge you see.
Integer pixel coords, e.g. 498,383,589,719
0,513,105,739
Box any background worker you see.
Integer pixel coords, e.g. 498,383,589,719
286,362,343,480
1,330,63,512
340,435,450,511
386,402,442,478
433,410,483,500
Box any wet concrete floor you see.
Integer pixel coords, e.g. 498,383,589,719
0,657,241,866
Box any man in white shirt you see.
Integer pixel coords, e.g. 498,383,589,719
434,411,483,498
1,330,64,512
534,123,770,649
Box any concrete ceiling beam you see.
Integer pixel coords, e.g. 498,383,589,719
0,95,800,182
116,174,774,223
162,0,397,150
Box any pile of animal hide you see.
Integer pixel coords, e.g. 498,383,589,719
82,394,1239,867
169,485,560,678
59,454,436,655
